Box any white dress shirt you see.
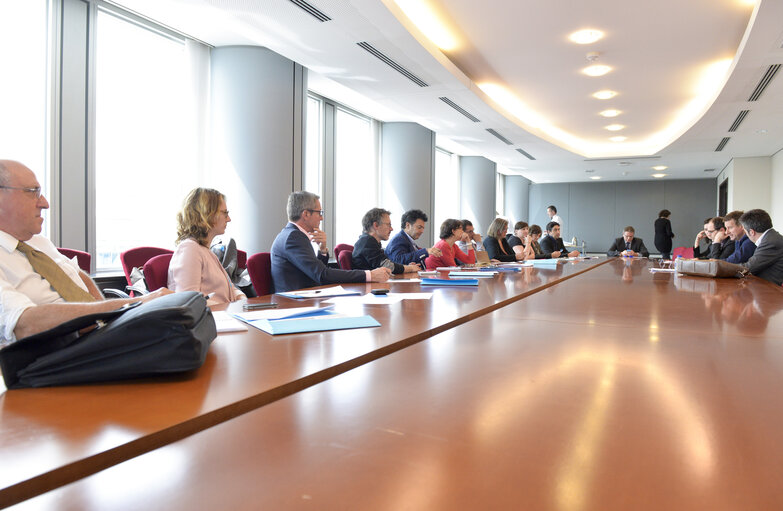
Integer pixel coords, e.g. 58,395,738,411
0,230,87,347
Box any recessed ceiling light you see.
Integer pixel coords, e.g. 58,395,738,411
582,65,612,77
652,165,668,171
592,90,617,100
652,173,667,178
569,29,604,45
609,136,627,142
600,109,621,117
756,128,768,134
605,124,625,131
590,176,602,180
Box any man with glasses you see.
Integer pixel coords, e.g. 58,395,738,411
694,217,734,260
352,208,420,274
693,217,716,259
271,191,391,293
0,160,170,349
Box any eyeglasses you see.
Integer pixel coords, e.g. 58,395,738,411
0,185,42,198
306,209,324,216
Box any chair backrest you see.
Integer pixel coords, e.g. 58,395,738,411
247,252,272,296
142,253,173,292
338,249,353,270
237,249,247,270
57,248,91,273
334,243,353,260
120,247,174,286
671,246,694,259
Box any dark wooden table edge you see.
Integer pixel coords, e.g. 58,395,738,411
0,259,611,509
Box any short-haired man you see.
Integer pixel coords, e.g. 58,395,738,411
738,209,783,286
696,217,734,260
456,219,485,254
540,221,580,258
352,208,420,274
270,191,391,293
607,226,650,257
507,221,529,257
0,160,170,349
546,206,563,236
384,209,441,266
720,210,756,264
693,217,716,259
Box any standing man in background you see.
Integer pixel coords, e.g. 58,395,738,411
546,205,563,237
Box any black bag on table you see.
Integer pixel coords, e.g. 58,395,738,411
0,291,216,389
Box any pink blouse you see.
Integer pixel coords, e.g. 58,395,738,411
168,238,245,305
424,239,475,270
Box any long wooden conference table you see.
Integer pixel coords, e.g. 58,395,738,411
4,257,783,509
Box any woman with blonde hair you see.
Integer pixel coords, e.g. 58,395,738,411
483,217,524,262
168,187,245,305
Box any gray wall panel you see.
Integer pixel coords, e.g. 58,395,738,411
460,156,495,236
529,183,570,236
504,175,530,226
614,181,665,248
569,183,616,251
663,179,717,251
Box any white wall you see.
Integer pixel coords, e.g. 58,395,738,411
717,156,772,215
771,149,783,227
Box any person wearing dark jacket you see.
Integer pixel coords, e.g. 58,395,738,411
352,208,421,274
540,222,580,258
739,209,783,286
482,217,522,262
653,209,675,259
695,217,735,260
607,226,650,257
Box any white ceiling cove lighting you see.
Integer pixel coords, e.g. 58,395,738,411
652,165,668,170
569,29,604,45
593,90,618,100
600,109,621,117
605,124,625,131
590,176,602,180
609,136,627,142
652,173,667,178
394,0,459,50
582,64,612,77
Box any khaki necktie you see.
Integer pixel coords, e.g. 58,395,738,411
16,241,96,302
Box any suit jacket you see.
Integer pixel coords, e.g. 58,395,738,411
742,228,783,286
352,233,403,274
709,238,735,260
607,237,650,258
385,230,428,266
653,217,674,253
270,223,366,293
482,236,516,262
539,235,569,258
725,234,756,264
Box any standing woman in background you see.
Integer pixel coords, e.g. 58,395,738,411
654,209,675,260
169,187,246,305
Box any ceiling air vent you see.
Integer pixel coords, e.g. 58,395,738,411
715,137,730,151
728,110,749,132
486,128,513,145
356,42,428,87
748,64,780,101
516,148,536,160
439,97,480,122
288,0,331,22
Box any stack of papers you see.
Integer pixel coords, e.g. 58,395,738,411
231,305,379,335
324,292,433,305
421,278,479,286
276,286,360,300
449,270,497,278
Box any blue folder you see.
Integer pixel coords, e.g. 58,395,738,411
420,278,479,286
250,314,380,335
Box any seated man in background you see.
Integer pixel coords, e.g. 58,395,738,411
739,209,783,286
693,217,716,259
270,191,390,293
722,210,756,264
695,217,734,260
353,208,420,274
0,160,171,348
385,209,441,266
540,221,580,258
456,219,485,255
507,221,529,256
607,226,650,257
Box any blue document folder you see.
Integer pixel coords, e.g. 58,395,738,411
232,307,380,335
420,278,479,286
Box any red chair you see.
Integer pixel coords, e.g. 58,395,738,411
338,250,353,270
57,248,91,273
334,244,353,261
142,253,173,292
120,247,174,287
247,252,273,296
237,249,247,270
671,246,694,259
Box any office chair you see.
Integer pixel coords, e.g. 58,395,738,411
246,252,272,296
237,249,247,270
120,246,174,295
671,247,694,259
57,247,91,273
142,253,173,292
333,244,353,261
337,250,353,270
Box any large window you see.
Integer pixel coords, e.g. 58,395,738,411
304,95,323,196
434,148,459,230
0,0,49,228
94,10,199,269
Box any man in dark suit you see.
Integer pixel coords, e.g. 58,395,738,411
607,226,650,257
385,209,441,266
540,222,580,258
352,208,420,274
695,217,734,260
723,210,756,264
739,209,783,286
270,191,391,293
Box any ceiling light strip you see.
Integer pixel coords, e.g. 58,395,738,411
728,110,749,132
486,128,513,145
356,42,428,87
516,148,536,160
703,168,716,172
715,137,731,151
748,64,780,101
439,97,480,122
288,0,331,22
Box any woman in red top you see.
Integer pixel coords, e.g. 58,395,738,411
425,219,476,270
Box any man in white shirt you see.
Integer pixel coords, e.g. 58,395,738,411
546,205,564,236
0,159,170,348
456,219,485,254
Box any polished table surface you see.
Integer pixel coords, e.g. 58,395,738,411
16,259,783,510
0,258,606,507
